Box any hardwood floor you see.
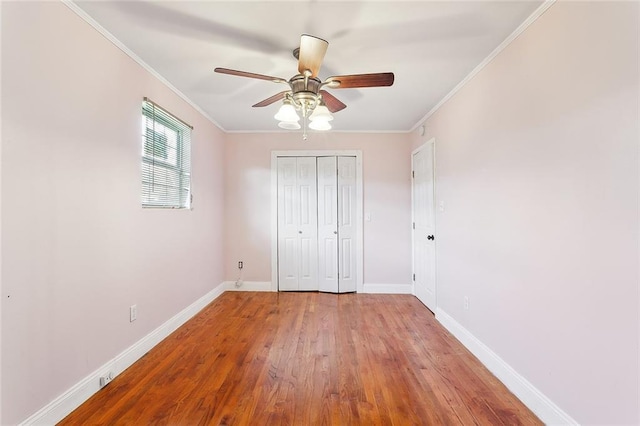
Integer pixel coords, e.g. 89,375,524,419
59,292,541,425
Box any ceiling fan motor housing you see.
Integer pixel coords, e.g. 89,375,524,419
289,75,322,112
290,74,321,94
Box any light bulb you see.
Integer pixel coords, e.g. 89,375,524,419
309,120,331,131
274,103,300,122
309,104,333,122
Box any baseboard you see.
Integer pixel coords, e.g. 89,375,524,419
435,308,577,425
20,282,227,426
225,281,410,294
362,283,413,294
224,281,273,292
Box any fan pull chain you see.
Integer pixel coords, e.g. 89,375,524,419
303,116,308,141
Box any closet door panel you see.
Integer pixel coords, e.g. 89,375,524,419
277,157,300,290
317,157,339,292
296,157,319,291
338,156,357,293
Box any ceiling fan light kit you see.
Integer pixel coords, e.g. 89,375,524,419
309,104,333,122
274,99,300,123
215,34,394,140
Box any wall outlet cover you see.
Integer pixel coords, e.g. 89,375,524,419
130,305,137,322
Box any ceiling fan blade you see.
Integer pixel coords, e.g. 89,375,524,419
326,72,395,89
297,34,328,77
214,67,286,83
252,91,289,108
319,90,347,113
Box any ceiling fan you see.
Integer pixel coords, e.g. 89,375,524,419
214,34,394,138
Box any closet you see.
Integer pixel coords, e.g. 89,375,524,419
277,156,357,293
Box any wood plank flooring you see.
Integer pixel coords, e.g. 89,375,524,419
59,292,541,425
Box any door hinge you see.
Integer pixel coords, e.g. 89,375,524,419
412,222,415,229
413,273,415,281
412,170,415,178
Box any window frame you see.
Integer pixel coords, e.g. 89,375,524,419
141,99,192,209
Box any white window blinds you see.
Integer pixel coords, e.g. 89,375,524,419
141,98,192,208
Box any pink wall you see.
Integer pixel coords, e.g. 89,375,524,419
224,132,412,286
1,2,225,423
411,2,639,423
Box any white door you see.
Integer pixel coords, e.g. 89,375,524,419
279,156,357,293
317,157,339,292
337,156,357,293
412,142,436,310
277,157,318,291
316,156,357,293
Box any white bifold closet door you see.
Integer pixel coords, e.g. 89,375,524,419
336,157,357,292
277,157,318,291
278,156,357,293
317,157,338,292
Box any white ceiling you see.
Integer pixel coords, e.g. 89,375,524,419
74,1,543,132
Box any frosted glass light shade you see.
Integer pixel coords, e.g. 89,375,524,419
309,104,333,122
274,103,300,122
278,121,301,130
309,119,331,131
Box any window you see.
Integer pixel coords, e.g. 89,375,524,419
141,98,192,208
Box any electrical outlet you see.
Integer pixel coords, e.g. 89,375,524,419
99,371,114,388
130,304,137,322
238,261,243,269
464,296,469,310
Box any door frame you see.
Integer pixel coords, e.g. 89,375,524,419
411,139,437,308
271,150,364,293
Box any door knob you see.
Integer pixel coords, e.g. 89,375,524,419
427,235,434,240
298,231,302,234
333,231,337,234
